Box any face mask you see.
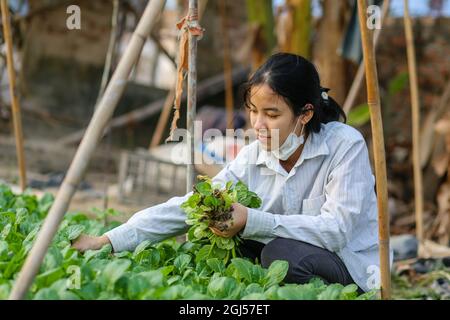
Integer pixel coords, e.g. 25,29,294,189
271,117,305,161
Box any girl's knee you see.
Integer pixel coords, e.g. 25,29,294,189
260,238,295,268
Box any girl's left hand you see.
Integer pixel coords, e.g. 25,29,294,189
210,203,248,238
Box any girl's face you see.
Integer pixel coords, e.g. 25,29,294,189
247,84,308,151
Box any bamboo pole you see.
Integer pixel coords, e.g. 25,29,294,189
343,0,390,115
96,0,120,106
8,0,166,300
1,0,27,191
219,0,234,130
403,0,424,246
357,0,391,299
186,0,200,192
149,88,175,149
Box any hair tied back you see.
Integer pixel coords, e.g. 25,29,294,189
320,86,330,104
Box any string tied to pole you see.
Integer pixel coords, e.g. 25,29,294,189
166,10,205,143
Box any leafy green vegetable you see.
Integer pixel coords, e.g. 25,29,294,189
0,184,374,300
181,176,261,263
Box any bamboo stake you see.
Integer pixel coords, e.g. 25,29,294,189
343,0,390,115
1,0,27,191
186,0,200,192
8,0,166,300
96,0,120,106
149,88,175,149
357,0,391,299
403,0,424,247
219,0,234,130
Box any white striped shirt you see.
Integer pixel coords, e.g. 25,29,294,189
106,121,393,292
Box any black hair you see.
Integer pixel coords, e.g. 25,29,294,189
242,52,347,134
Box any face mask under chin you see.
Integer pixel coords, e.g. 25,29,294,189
272,118,305,160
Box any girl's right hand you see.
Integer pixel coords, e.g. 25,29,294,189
71,234,111,253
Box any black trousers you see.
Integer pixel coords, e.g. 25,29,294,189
238,237,365,294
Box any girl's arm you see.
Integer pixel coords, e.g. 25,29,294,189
92,144,251,252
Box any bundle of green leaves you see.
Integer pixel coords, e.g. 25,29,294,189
181,176,262,263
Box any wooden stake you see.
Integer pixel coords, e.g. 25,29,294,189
1,0,27,191
403,0,424,246
8,0,166,300
149,88,176,149
186,0,200,192
96,0,120,106
219,0,234,130
343,0,390,115
357,0,391,299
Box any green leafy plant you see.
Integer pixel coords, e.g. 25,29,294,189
0,184,374,300
181,176,261,263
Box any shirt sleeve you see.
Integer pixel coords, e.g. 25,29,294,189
105,144,252,252
240,139,374,253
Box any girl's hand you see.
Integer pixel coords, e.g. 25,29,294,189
210,203,248,238
71,234,111,253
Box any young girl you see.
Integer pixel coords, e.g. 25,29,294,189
73,53,392,293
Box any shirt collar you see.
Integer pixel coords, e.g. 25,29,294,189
256,123,330,168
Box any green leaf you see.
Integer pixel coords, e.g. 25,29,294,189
244,283,264,295
231,258,254,283
132,240,152,258
195,245,212,263
207,277,239,299
195,182,212,196
159,265,175,277
0,240,9,261
317,283,344,300
42,247,64,270
340,284,359,300
388,72,409,96
100,259,131,290
0,283,11,299
83,244,112,261
35,267,65,288
241,292,266,300
250,264,266,284
356,290,379,300
347,104,370,127
14,208,28,226
264,260,289,287
264,285,279,299
277,284,318,300
38,193,54,214
33,287,60,300
66,225,85,241
206,258,225,274
1,223,11,240
174,253,192,273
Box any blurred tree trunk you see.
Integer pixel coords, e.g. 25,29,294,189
246,0,275,70
276,0,311,59
313,0,351,105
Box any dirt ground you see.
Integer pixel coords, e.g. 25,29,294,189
0,135,176,223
